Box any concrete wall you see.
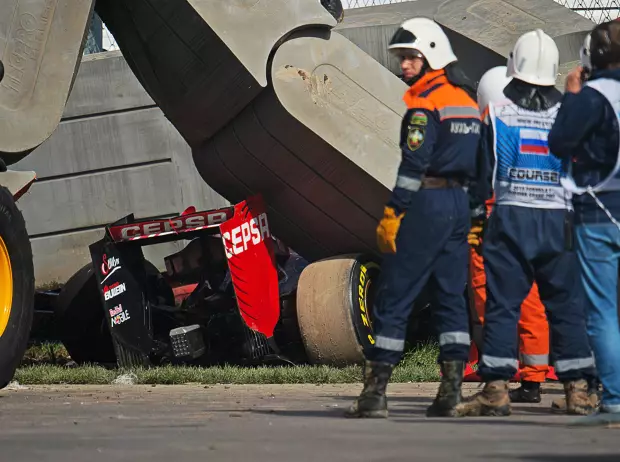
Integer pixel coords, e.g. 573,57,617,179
12,51,228,287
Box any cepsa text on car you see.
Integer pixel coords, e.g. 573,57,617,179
222,213,271,258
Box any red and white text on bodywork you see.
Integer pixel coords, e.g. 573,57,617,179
110,211,231,241
222,213,271,258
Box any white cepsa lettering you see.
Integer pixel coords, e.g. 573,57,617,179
120,213,228,239
222,213,270,258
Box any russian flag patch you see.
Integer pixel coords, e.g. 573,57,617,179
519,128,549,156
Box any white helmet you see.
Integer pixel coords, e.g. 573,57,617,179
580,33,592,70
477,66,512,114
388,17,457,70
506,29,559,86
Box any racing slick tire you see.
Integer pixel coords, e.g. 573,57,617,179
0,187,35,389
296,254,379,366
55,260,173,365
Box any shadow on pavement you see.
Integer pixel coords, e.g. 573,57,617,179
514,456,619,462
246,408,578,428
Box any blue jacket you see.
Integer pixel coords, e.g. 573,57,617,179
548,69,620,225
388,69,481,214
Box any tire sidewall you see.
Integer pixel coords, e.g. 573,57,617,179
0,188,34,388
348,255,380,353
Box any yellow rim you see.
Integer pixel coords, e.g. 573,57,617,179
0,235,13,337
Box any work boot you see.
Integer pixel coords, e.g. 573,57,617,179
345,360,394,418
426,360,465,417
509,381,542,403
455,380,511,417
551,377,600,412
563,379,596,415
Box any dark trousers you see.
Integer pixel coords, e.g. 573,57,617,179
479,205,595,382
368,188,471,365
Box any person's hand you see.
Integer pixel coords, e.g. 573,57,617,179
467,218,485,254
376,206,405,254
566,66,584,94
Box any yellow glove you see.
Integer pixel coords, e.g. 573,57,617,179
467,218,485,252
376,206,405,254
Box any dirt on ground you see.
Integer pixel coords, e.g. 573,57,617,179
0,382,617,462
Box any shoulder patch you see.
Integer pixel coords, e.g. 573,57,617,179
410,111,428,126
407,126,425,151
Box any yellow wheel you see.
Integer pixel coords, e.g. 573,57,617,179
0,234,12,337
0,186,34,388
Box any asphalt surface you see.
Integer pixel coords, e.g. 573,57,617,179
0,382,617,461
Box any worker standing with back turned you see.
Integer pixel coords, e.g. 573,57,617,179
469,66,552,404
456,29,596,418
549,20,620,425
345,17,482,419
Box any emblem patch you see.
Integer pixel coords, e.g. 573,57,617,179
407,127,425,151
410,111,428,126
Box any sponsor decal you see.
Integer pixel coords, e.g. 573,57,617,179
519,128,549,155
109,209,233,241
358,264,375,345
407,126,425,151
103,282,127,301
508,168,559,184
222,212,271,259
450,121,480,135
100,254,121,284
109,304,131,327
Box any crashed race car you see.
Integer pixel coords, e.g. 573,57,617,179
51,195,434,368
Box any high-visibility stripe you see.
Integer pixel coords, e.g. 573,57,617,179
439,331,470,346
438,106,480,120
555,356,595,373
395,175,422,192
481,355,519,369
520,353,549,366
375,335,405,352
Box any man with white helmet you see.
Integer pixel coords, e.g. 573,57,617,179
470,66,552,405
549,21,620,425
457,29,596,417
345,17,482,418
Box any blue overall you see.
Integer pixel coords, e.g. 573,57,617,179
478,90,595,382
368,69,481,365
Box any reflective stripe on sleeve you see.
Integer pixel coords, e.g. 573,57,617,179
439,331,471,346
519,353,549,366
438,106,480,120
481,355,519,369
555,356,595,373
375,335,405,352
395,175,422,192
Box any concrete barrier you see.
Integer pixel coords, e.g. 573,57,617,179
11,51,228,287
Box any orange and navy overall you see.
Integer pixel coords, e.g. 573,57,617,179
367,69,482,365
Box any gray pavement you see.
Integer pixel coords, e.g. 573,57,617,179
0,382,617,461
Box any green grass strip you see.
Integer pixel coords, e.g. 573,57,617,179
15,343,441,385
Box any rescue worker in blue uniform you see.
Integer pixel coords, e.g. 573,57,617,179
457,29,596,417
548,21,620,425
345,17,482,419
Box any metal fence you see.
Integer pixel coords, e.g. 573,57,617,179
342,0,620,23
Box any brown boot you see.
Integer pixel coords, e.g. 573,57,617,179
563,379,596,416
552,377,600,413
344,360,394,418
426,361,464,417
455,380,511,417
